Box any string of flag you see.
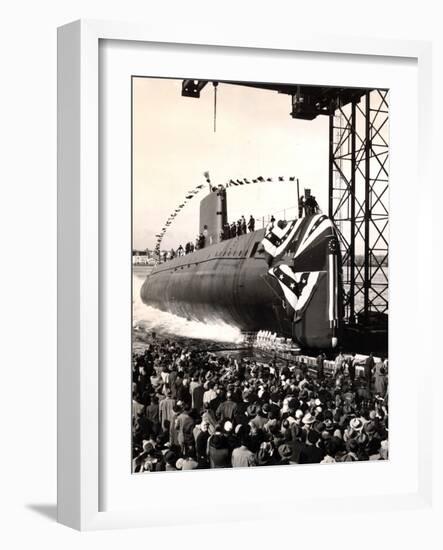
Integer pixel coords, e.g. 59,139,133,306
225,176,296,187
153,171,211,255
153,173,297,255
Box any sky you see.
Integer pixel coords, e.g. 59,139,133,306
132,77,330,251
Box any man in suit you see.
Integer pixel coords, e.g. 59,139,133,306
175,403,195,455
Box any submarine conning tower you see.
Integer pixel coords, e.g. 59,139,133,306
199,187,227,246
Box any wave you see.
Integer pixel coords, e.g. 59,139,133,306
132,273,244,344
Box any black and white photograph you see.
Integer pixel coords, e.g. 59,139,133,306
131,76,389,473
5,0,440,541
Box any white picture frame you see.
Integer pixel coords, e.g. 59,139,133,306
57,19,434,531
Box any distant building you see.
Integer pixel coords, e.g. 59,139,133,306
132,249,156,265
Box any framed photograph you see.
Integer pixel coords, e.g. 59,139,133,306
57,20,433,530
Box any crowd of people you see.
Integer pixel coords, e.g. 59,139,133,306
160,214,258,262
132,336,389,473
162,237,203,262
158,185,322,263
219,215,255,241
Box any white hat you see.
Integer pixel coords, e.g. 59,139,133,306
302,413,315,425
224,420,233,432
349,418,363,431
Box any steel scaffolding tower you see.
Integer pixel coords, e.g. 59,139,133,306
329,90,389,326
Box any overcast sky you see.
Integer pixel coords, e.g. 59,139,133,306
133,77,329,251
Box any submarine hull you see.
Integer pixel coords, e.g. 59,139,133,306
141,229,291,334
140,215,343,349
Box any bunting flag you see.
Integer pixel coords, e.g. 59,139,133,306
261,214,334,262
260,214,340,333
262,218,303,259
291,214,333,260
268,264,323,318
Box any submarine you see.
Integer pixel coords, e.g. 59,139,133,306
140,187,343,349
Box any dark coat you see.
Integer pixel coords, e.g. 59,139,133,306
299,444,325,464
208,435,231,468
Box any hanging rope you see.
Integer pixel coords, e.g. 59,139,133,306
213,82,218,133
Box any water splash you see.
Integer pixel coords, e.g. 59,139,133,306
132,272,244,344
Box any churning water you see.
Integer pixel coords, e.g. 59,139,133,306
132,267,244,344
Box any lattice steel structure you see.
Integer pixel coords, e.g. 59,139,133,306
329,90,389,326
